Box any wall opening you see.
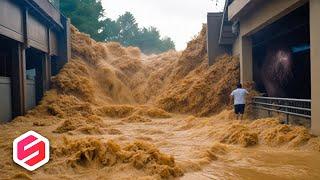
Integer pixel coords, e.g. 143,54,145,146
51,55,59,76
26,48,45,107
0,35,13,122
252,3,310,99
0,35,12,77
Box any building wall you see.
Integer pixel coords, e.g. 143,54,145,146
238,0,305,37
25,79,36,111
207,13,230,65
230,0,306,46
28,14,49,52
50,29,58,55
232,36,240,56
310,0,320,135
228,0,252,21
228,0,319,135
1,0,70,58
0,0,70,121
231,0,308,83
0,77,11,122
0,0,24,42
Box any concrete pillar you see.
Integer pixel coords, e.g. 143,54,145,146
47,55,51,88
58,18,71,70
310,0,320,135
11,42,26,118
240,36,253,83
43,54,51,91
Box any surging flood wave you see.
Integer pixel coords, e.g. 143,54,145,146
0,25,319,180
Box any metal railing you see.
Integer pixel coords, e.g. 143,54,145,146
252,96,311,122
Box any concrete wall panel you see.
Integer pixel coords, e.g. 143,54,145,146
239,36,253,83
25,79,36,111
228,0,251,21
232,36,240,56
0,77,12,122
0,0,24,42
239,0,305,37
28,14,48,52
50,29,58,56
310,0,320,135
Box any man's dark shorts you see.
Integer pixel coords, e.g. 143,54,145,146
234,104,245,114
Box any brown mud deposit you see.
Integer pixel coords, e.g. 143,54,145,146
0,25,320,179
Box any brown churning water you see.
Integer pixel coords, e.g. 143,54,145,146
0,25,319,179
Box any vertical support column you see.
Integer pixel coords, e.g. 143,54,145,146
43,54,50,91
58,18,71,70
47,28,52,89
11,43,26,118
23,7,29,48
47,28,51,56
240,36,253,84
310,0,320,135
66,18,71,61
47,55,51,88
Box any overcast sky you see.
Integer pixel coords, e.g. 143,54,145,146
101,0,225,50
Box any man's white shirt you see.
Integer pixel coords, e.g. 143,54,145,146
230,88,249,105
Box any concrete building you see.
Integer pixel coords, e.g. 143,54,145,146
207,0,319,135
0,0,70,122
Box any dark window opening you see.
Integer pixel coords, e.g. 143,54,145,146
0,36,13,77
51,55,59,76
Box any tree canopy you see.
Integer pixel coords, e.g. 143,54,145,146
60,0,175,54
60,0,105,40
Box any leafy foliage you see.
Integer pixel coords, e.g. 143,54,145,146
60,1,175,54
60,0,105,40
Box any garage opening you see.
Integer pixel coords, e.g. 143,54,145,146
0,35,13,122
252,3,310,99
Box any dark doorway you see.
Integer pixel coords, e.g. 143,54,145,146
26,48,45,105
51,55,59,76
0,35,12,77
0,35,14,122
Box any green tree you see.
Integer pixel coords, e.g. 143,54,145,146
60,1,176,54
137,27,162,54
159,37,175,52
136,27,175,54
98,18,121,42
116,12,140,46
60,0,105,41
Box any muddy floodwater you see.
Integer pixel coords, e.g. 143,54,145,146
0,26,319,179
1,112,320,179
109,115,320,180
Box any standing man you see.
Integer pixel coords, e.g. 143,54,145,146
230,83,249,120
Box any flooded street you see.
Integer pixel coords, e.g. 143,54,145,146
105,114,320,179
2,111,319,179
0,25,319,179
